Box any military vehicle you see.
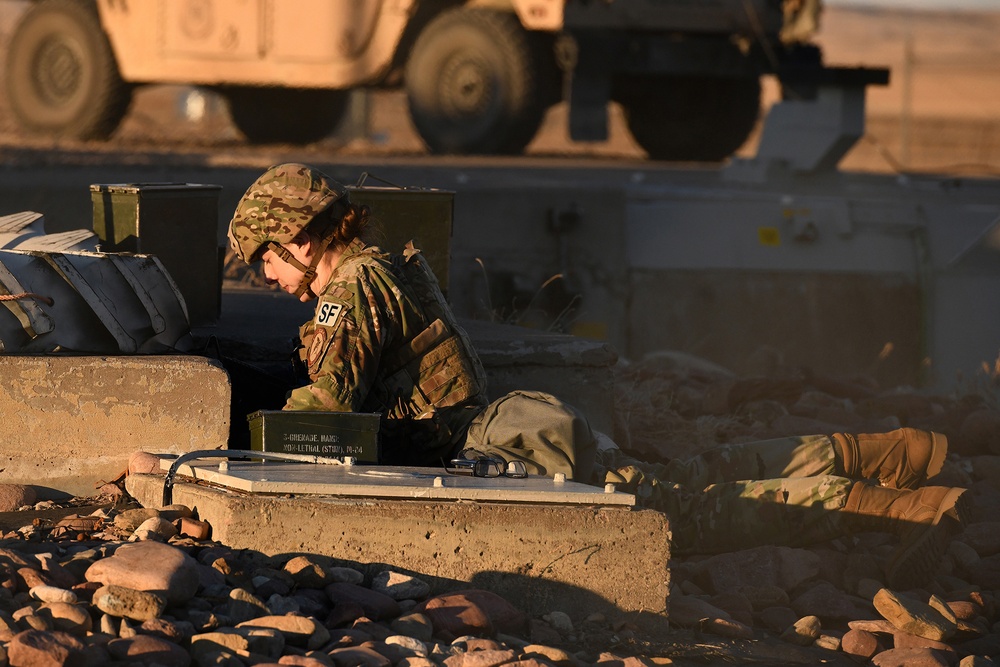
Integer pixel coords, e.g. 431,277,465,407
3,0,821,160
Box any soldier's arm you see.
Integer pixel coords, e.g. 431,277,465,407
283,273,387,411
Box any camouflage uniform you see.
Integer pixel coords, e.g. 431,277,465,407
596,435,853,554
287,237,489,466
228,163,873,558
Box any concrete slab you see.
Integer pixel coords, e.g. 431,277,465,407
126,471,670,630
158,459,635,505
0,355,230,497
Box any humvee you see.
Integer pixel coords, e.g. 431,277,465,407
3,0,821,160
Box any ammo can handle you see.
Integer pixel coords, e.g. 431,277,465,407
162,449,344,506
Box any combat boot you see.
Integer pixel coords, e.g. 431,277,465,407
833,427,948,490
841,481,967,590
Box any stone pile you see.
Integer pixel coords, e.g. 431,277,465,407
611,351,1000,665
0,503,651,667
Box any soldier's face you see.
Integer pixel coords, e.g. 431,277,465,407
260,241,311,297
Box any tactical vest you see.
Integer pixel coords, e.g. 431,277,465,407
298,243,488,465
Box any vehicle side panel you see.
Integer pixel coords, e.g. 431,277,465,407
96,0,415,87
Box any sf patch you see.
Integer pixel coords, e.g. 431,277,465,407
315,299,345,329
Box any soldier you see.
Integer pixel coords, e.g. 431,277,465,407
229,163,967,590
227,162,489,466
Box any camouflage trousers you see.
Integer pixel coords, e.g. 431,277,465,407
596,435,854,555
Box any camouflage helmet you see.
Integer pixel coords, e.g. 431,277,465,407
228,163,348,263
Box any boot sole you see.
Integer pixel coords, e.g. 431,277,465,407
885,487,968,590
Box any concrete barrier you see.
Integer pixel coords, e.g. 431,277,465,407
126,472,671,630
0,355,230,497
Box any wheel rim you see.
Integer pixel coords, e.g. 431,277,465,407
439,54,497,118
32,35,84,105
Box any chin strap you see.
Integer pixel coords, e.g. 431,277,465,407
264,229,340,299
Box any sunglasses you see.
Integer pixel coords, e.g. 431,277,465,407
445,457,528,479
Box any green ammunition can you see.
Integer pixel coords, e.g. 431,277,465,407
247,410,381,463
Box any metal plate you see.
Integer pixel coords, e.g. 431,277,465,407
161,459,635,506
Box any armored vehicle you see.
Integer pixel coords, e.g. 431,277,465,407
4,0,821,160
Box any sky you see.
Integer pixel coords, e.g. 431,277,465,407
826,0,998,8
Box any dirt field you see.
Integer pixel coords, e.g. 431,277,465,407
0,4,998,176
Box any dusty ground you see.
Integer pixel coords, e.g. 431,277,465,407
0,5,998,176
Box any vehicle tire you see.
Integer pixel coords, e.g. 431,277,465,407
224,87,350,145
4,0,132,140
404,8,549,155
617,75,762,162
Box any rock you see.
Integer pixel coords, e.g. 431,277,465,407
442,591,526,636
85,541,200,604
696,546,819,594
522,644,574,664
28,586,76,605
327,567,365,585
327,645,392,667
418,593,494,642
841,628,883,660
391,613,434,643
443,649,517,667
36,602,92,636
7,629,85,666
92,585,166,622
873,589,956,642
177,517,212,540
132,516,179,541
190,631,252,660
958,522,1000,557
280,657,335,667
326,583,400,621
667,595,733,628
756,606,798,634
737,584,789,610
707,592,752,626
948,540,982,571
228,587,270,624
384,635,429,658
962,553,1000,589
871,647,952,667
960,410,1000,456
541,611,573,635
0,485,36,512
238,615,330,650
17,567,53,591
129,451,166,475
779,615,821,646
371,570,430,602
701,618,755,639
108,634,192,667
893,629,957,655
528,619,562,646
140,617,195,643
791,581,874,622
284,556,333,589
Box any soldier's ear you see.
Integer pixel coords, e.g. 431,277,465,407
288,229,313,254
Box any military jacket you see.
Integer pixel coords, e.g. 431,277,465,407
286,239,489,465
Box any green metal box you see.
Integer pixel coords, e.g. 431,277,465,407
247,410,381,463
347,184,454,291
90,182,223,327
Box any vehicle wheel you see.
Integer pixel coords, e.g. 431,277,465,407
617,75,762,162
224,87,349,145
4,0,132,140
405,8,549,155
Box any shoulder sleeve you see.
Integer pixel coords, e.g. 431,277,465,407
284,265,387,412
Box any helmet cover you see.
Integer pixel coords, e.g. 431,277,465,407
228,163,347,262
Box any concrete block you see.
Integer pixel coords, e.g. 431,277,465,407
0,356,229,496
126,472,670,630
